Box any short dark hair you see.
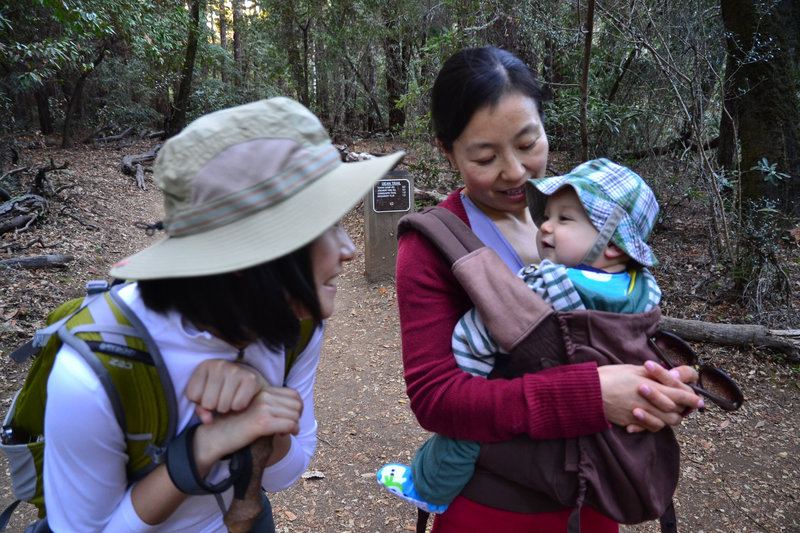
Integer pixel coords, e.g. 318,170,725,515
138,243,320,351
432,47,544,152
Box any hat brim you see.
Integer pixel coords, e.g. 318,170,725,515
525,178,571,227
110,151,405,279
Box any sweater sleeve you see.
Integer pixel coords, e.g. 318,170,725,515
396,195,609,443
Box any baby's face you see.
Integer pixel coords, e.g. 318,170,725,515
536,187,600,267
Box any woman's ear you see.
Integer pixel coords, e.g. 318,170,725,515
437,140,458,169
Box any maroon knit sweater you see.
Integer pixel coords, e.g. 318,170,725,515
395,189,610,442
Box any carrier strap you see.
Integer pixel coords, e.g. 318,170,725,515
397,206,484,264
659,502,678,533
0,500,20,531
415,509,429,533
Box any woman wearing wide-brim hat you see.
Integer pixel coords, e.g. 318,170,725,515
41,98,404,532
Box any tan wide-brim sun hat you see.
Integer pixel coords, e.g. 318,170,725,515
110,97,404,279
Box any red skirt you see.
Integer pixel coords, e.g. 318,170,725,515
431,496,619,533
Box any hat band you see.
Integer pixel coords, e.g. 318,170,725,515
582,204,625,265
165,144,341,237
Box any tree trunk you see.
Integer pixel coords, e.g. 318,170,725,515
232,0,243,86
61,44,108,148
219,0,228,84
383,30,409,130
300,18,310,107
279,5,307,106
579,0,595,161
167,0,202,138
719,0,800,215
316,41,330,124
34,84,54,135
606,46,638,104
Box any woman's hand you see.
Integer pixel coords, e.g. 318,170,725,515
186,359,268,424
193,387,303,468
598,363,702,433
131,387,302,525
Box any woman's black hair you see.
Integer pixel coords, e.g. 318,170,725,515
431,46,545,152
138,243,320,351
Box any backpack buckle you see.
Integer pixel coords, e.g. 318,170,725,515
85,280,110,295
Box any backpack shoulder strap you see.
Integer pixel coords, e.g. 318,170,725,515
284,318,315,384
397,206,484,266
58,283,177,479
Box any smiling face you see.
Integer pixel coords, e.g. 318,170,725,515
443,92,549,218
536,187,601,267
307,224,356,319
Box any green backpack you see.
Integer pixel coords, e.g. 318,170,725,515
0,281,311,531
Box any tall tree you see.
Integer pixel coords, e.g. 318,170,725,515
218,0,228,84
719,0,800,214
579,0,595,161
382,3,410,130
166,0,203,137
62,42,108,147
232,0,244,84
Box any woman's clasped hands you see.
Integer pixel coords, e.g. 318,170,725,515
185,359,303,463
599,361,703,433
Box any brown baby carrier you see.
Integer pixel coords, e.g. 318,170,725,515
397,206,681,533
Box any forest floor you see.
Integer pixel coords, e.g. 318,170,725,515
0,138,798,533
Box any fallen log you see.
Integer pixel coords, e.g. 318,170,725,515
414,186,448,205
660,316,800,362
83,122,116,143
0,254,74,269
122,144,162,176
32,160,68,197
0,214,36,234
96,126,134,143
1,166,28,181
134,164,146,190
0,194,46,234
1,194,46,213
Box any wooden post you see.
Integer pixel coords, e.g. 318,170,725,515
364,170,413,282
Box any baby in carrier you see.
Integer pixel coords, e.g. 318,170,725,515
379,158,666,513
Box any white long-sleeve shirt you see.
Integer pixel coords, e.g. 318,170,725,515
43,283,321,532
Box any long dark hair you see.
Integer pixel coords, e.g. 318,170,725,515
432,47,545,151
138,243,320,351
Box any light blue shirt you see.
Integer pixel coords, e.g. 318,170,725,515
461,192,524,273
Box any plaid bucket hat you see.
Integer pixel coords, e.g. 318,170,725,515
525,158,659,266
111,97,404,279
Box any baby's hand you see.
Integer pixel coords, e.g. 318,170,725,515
186,359,267,425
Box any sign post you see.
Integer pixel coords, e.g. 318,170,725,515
364,170,413,282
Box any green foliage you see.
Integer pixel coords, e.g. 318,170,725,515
0,0,116,91
546,92,645,155
750,157,790,186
